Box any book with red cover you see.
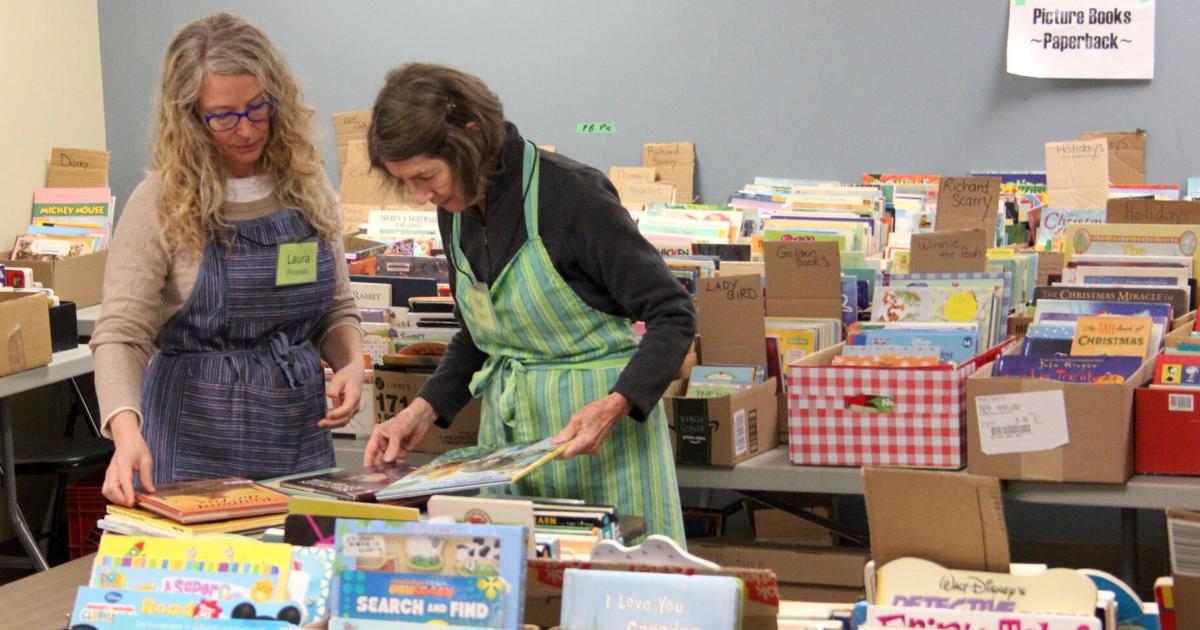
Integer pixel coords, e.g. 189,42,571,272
1153,353,1200,387
135,477,290,524
278,464,415,501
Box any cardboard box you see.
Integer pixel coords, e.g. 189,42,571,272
1166,311,1197,350
525,558,780,630
0,250,107,308
688,538,868,589
372,369,481,453
0,292,52,377
664,378,778,467
751,506,833,546
774,583,863,604
965,352,1150,483
787,342,1011,469
863,467,1009,572
1007,314,1032,337
1135,387,1200,475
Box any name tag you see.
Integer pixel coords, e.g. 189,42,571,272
276,241,318,286
464,280,499,336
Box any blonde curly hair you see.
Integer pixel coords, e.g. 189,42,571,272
151,12,337,253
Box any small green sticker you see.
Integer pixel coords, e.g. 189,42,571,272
1015,0,1025,5
576,122,617,134
276,241,318,286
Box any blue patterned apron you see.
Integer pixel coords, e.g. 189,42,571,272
141,209,336,484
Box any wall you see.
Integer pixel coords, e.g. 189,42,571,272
98,0,1197,210
0,0,105,553
0,0,106,248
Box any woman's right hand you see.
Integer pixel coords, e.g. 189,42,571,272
102,411,156,507
363,397,438,466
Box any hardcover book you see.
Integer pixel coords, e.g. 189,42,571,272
71,587,302,630
278,464,416,501
374,438,568,501
331,519,526,629
1153,353,1200,387
559,569,742,630
1033,285,1188,322
135,478,290,524
1070,315,1154,358
992,355,1144,383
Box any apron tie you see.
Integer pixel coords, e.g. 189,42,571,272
268,331,314,388
470,355,528,428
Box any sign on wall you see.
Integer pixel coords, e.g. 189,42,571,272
1006,0,1155,79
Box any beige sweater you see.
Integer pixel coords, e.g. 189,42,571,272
89,173,360,437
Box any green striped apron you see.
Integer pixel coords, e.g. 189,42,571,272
451,141,685,545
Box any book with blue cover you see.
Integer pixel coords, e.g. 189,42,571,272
331,519,526,629
847,323,980,365
558,569,743,630
992,355,1144,383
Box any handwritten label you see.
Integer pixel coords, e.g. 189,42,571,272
576,122,616,134
697,275,765,365
975,390,1069,455
341,533,386,558
936,177,1002,245
764,241,843,319
275,241,318,286
1045,139,1110,210
910,229,988,274
1106,198,1200,225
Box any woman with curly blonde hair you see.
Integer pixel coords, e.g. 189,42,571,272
91,12,363,506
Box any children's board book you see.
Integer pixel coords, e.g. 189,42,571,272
135,477,290,524
331,519,526,629
375,438,567,501
874,557,1097,616
69,587,302,630
558,568,743,630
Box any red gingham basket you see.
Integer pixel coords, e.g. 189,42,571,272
786,340,1013,469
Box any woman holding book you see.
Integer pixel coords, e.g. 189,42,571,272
92,13,363,506
362,64,695,544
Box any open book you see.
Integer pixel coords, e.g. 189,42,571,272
374,437,568,501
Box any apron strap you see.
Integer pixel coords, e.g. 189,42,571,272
522,141,540,236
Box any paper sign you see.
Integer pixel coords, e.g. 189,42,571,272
975,390,1070,455
1045,139,1110,210
615,182,676,211
910,229,988,274
1106,198,1200,225
576,122,616,134
643,142,696,203
48,147,109,188
609,166,656,186
1006,0,1156,80
936,177,1002,245
1080,130,1146,184
333,109,372,174
697,275,767,366
764,241,842,319
276,241,317,286
339,139,411,212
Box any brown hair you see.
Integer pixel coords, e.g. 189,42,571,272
151,12,336,254
368,63,506,207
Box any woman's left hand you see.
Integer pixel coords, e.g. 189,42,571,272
319,363,365,429
552,393,633,459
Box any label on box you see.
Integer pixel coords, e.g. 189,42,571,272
1169,392,1196,413
733,409,748,457
975,390,1069,455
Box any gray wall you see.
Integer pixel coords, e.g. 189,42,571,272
99,0,1199,211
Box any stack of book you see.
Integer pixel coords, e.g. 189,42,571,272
97,477,291,539
11,186,113,261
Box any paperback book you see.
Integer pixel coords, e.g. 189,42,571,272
278,464,416,501
135,478,290,524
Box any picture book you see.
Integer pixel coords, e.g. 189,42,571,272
859,605,1099,630
278,464,416,501
871,286,1000,347
1153,353,1200,387
1070,315,1154,358
992,355,1144,383
847,323,980,365
331,519,526,629
89,559,289,605
375,255,451,282
1033,285,1189,322
135,477,290,524
1033,299,1171,325
887,271,1013,315
558,569,743,630
70,587,303,630
94,535,293,572
289,545,334,623
685,365,761,397
374,438,568,501
1065,223,1200,278
103,505,285,539
841,274,859,328
874,558,1098,615
31,186,113,221
285,495,421,521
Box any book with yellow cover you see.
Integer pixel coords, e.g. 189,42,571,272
104,504,285,538
1065,223,1200,278
286,495,420,521
135,477,290,524
1070,315,1153,358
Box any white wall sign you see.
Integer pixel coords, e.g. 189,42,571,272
1007,0,1155,79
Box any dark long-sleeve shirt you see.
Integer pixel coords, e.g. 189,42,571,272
417,123,696,424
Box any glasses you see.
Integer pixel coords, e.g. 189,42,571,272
202,97,278,132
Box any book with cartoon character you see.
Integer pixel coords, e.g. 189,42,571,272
331,519,526,629
374,438,568,501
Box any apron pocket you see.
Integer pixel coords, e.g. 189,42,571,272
173,377,327,481
224,248,335,322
